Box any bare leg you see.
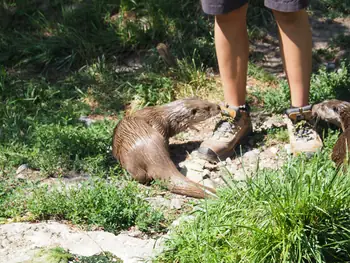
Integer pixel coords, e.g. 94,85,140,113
273,9,312,107
215,3,249,107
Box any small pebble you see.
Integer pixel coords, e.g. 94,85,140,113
16,164,29,175
170,198,183,210
270,147,279,155
78,116,95,126
185,170,204,183
284,144,292,155
202,179,216,189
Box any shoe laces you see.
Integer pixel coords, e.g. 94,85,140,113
212,115,238,138
292,120,315,141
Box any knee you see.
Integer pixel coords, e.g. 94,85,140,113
215,3,248,25
273,9,306,26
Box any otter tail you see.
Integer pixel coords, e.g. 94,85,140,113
166,172,217,199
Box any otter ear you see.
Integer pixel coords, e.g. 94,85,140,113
333,106,338,112
191,108,197,115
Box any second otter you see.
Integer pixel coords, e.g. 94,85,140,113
313,99,350,167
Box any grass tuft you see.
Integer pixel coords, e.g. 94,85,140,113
1,177,166,234
154,132,350,263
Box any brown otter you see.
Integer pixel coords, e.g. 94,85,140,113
312,99,350,167
112,98,221,198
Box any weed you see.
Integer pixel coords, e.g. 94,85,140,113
264,127,289,146
1,177,166,234
32,247,123,263
154,131,350,262
34,247,73,263
73,251,123,263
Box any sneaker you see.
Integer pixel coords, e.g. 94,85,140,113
285,105,323,156
197,103,253,162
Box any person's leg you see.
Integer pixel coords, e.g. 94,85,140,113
197,0,252,162
273,9,312,107
265,0,323,155
215,3,249,107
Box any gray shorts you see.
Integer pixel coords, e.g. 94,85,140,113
200,0,309,15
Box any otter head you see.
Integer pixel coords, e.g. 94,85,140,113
312,99,350,130
182,97,221,123
163,97,221,133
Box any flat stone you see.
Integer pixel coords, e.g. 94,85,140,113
243,149,260,159
170,198,183,210
185,170,204,183
182,161,204,172
16,164,29,175
202,179,216,189
145,196,171,209
234,171,248,181
269,147,279,155
0,222,162,263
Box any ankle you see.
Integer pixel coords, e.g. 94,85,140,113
286,104,313,123
219,102,251,122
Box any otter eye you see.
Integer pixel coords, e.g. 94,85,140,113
191,109,197,115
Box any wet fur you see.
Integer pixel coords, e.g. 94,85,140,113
112,98,221,198
313,99,350,167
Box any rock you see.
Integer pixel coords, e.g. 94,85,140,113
269,147,279,155
218,161,227,167
203,162,217,171
16,164,29,175
202,179,216,189
0,222,161,263
184,170,203,183
284,144,292,155
234,170,248,181
213,178,225,186
202,169,211,177
255,114,287,132
126,226,144,238
182,161,203,171
243,149,260,159
170,215,195,228
15,164,41,180
170,198,183,210
78,116,95,126
326,62,336,71
145,196,171,209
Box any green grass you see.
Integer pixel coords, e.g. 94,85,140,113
248,62,350,113
1,0,350,250
309,0,350,18
32,247,123,263
154,131,350,262
264,127,289,146
0,177,166,234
